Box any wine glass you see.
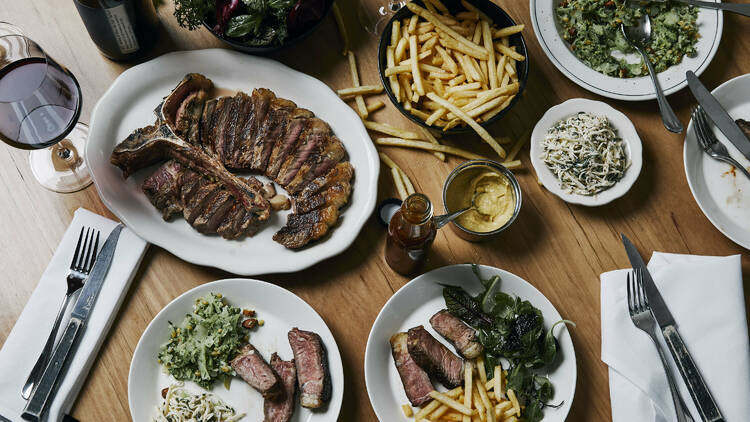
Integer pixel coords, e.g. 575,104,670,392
358,0,407,37
0,25,91,193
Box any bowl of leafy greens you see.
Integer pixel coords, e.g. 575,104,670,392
173,0,333,53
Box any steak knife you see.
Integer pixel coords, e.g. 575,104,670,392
22,225,124,422
687,71,750,162
621,234,724,422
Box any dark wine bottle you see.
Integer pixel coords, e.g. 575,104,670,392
73,0,160,61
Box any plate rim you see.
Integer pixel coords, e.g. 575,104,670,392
85,48,379,275
683,72,750,250
529,0,724,101
127,277,344,421
363,264,577,421
529,98,643,206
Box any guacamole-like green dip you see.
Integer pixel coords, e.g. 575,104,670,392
157,293,248,389
556,0,699,78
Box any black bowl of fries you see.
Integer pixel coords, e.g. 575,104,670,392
377,0,528,144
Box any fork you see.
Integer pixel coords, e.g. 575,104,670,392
21,227,100,400
627,269,694,422
692,106,750,181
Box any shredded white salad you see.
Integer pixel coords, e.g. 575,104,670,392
153,382,245,422
541,112,629,196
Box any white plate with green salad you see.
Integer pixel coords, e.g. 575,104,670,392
128,278,344,422
364,264,576,422
531,0,722,101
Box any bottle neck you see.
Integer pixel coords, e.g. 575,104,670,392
400,193,433,225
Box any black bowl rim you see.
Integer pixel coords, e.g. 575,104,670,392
202,0,334,54
377,0,529,134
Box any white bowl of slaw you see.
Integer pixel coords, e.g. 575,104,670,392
530,98,643,206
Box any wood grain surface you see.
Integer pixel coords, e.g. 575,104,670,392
1,1,748,421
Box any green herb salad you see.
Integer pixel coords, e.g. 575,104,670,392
157,293,249,389
556,0,699,78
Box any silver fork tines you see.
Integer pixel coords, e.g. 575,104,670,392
627,270,694,422
21,227,100,400
692,106,750,181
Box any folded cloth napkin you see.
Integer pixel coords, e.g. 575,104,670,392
0,208,148,422
601,252,750,422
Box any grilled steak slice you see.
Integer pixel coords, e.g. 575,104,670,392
225,92,253,164
288,327,331,409
231,88,275,169
284,135,346,194
295,181,351,215
192,188,234,233
212,96,237,162
266,109,313,179
231,344,282,400
250,98,296,173
390,332,434,407
275,118,330,186
142,160,185,220
406,326,464,388
429,310,483,359
183,180,220,224
264,354,296,422
273,205,338,249
200,99,216,150
297,162,354,200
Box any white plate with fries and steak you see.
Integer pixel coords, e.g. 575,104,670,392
365,265,576,422
376,0,529,162
86,48,379,275
129,278,344,422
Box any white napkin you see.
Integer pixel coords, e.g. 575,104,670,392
0,208,148,422
601,252,750,422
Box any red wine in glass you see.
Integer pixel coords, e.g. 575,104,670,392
0,32,91,192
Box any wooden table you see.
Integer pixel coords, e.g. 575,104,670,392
1,1,748,420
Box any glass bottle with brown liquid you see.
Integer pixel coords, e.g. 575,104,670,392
385,193,437,275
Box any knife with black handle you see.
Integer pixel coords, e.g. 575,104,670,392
621,234,724,422
21,225,123,422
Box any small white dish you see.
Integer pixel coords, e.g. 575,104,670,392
86,49,379,275
684,73,750,250
128,278,344,422
364,264,576,422
530,0,723,101
530,98,643,206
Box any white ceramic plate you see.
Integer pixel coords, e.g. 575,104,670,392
530,98,643,206
86,49,379,275
684,73,750,250
129,278,343,421
364,264,576,422
530,0,723,101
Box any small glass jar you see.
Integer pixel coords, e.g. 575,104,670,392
384,193,437,275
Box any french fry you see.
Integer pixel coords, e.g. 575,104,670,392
425,107,448,126
407,3,489,59
367,100,385,114
402,404,413,417
332,2,349,55
435,45,458,74
426,93,506,158
395,36,408,63
493,24,525,38
476,356,487,385
401,169,415,195
494,366,502,399
507,389,521,417
365,120,421,139
415,399,442,421
409,35,425,96
427,0,450,13
391,167,408,200
482,21,497,89
463,361,474,422
461,0,492,22
475,378,494,422
418,127,446,160
429,391,473,416
423,34,439,52
386,47,401,102
347,51,368,118
392,20,401,46
494,42,525,62
376,138,484,160
505,130,529,162
337,85,383,97
408,14,419,33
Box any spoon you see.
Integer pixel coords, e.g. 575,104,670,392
620,14,683,133
434,193,479,229
653,0,750,18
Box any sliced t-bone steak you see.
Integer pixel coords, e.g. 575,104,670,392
288,327,331,409
263,354,297,422
429,310,483,359
273,205,339,249
231,344,282,400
